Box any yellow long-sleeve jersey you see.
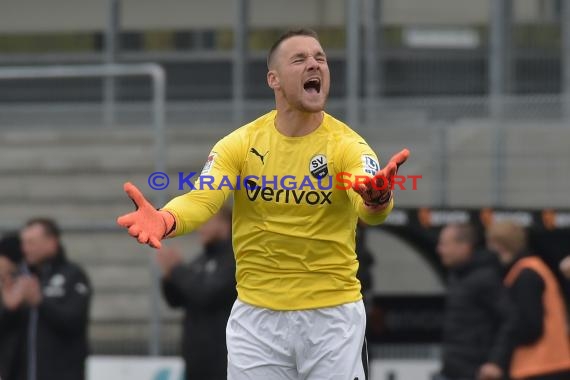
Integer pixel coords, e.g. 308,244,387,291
163,110,393,310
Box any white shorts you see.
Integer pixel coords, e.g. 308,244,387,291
226,299,369,380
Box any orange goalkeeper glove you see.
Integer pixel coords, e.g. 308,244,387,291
116,182,175,249
353,148,410,209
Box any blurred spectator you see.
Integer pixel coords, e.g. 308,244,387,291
0,232,26,380
487,221,570,380
157,207,236,380
20,218,91,380
355,220,376,377
560,256,570,279
436,223,511,380
355,220,375,300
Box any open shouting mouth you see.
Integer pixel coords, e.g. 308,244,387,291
303,77,321,94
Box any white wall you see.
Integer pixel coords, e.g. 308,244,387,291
367,229,444,295
0,0,106,32
86,356,441,380
383,0,489,25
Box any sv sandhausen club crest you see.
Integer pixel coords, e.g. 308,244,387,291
309,154,328,178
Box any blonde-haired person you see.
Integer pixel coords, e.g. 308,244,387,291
486,221,570,380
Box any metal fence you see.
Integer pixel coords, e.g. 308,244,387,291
2,1,570,109
1,93,568,209
0,63,169,356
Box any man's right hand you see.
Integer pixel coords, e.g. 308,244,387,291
20,276,42,307
1,278,25,310
116,182,175,249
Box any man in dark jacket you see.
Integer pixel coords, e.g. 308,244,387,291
0,232,26,380
157,207,236,380
436,223,512,380
20,218,91,380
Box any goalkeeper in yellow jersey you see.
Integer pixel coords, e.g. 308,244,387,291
117,28,409,380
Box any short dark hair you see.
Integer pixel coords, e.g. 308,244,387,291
25,217,61,240
449,223,479,247
0,232,22,264
267,28,320,68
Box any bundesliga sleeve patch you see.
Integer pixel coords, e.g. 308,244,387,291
201,152,217,174
361,154,380,176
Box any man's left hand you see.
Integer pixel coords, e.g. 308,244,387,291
353,148,410,209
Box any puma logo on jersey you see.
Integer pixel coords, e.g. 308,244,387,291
250,148,269,164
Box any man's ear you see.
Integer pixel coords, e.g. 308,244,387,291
267,70,279,90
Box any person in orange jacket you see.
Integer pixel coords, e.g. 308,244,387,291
486,221,570,380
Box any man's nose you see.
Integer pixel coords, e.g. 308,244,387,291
306,56,319,70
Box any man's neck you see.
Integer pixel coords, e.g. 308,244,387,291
274,107,323,137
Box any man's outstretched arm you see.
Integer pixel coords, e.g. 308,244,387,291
117,133,243,248
353,149,409,210
116,182,175,249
